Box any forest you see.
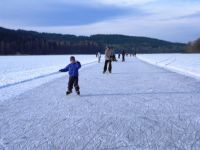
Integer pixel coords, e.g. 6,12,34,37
0,27,186,55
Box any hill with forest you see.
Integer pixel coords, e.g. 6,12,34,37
0,27,186,55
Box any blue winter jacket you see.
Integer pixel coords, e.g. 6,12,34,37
59,61,81,77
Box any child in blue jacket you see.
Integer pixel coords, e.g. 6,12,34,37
59,56,81,95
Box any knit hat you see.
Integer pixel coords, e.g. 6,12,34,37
70,56,75,61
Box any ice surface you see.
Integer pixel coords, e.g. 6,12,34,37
0,57,200,149
137,54,200,80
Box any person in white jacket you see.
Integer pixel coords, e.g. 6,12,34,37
103,47,113,73
97,52,101,63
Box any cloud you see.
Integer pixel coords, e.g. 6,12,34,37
1,4,130,26
142,0,200,20
0,0,200,42
93,0,156,6
16,13,199,43
0,0,141,26
176,11,200,20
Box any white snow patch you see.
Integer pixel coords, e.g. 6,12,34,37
137,54,200,80
0,55,98,102
0,55,97,88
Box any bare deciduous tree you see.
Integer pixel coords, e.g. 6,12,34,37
187,38,200,53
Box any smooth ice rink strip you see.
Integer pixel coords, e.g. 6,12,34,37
137,54,200,80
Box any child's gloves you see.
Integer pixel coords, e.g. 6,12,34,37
59,69,64,72
76,61,80,64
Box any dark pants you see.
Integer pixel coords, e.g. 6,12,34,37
68,76,80,92
104,60,112,72
122,55,125,62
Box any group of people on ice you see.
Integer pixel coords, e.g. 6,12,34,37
96,48,136,64
59,47,136,96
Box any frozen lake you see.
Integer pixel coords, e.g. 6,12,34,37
0,55,97,101
0,56,200,149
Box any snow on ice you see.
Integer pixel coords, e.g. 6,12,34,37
137,54,200,80
0,55,96,101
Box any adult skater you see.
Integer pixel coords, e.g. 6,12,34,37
122,50,125,62
103,47,113,74
97,52,101,63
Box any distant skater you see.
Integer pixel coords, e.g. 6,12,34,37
134,51,137,57
103,47,113,74
59,56,81,95
118,53,120,59
97,52,101,63
122,50,125,62
112,50,117,62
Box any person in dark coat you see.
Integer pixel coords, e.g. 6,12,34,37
122,50,125,62
59,56,81,95
112,50,117,62
118,52,120,59
134,51,137,57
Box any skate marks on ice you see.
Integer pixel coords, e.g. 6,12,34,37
1,58,200,149
0,138,8,150
80,91,200,97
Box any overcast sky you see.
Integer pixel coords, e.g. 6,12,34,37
0,0,200,42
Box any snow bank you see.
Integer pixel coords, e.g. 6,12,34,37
0,55,98,101
137,54,200,80
0,55,97,88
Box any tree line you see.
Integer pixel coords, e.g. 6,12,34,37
0,27,186,55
